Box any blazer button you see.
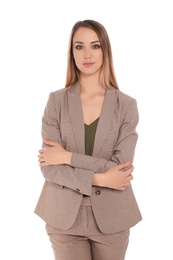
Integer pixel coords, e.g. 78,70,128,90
95,190,101,195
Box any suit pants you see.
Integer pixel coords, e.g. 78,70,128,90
46,196,130,260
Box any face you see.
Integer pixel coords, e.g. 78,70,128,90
72,27,103,77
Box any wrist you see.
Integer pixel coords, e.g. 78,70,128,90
65,151,72,165
92,173,105,187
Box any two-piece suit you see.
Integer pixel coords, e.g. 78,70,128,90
35,83,142,234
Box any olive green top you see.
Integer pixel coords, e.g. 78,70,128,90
84,117,99,156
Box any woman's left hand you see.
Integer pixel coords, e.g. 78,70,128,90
38,140,72,166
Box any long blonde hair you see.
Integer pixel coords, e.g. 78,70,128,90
65,19,119,90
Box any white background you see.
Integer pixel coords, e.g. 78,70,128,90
0,0,173,259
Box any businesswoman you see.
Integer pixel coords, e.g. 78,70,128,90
35,19,142,260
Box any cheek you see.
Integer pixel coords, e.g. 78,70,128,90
95,50,103,60
100,52,103,62
97,53,103,66
73,52,80,63
73,54,83,70
73,49,82,59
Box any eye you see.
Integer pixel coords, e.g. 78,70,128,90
75,45,83,50
92,44,101,49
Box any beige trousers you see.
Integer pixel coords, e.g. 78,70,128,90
46,196,130,260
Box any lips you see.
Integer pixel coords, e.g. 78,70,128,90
82,62,95,67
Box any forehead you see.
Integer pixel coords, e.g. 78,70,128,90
73,27,99,43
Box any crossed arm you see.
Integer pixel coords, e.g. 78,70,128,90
38,139,134,191
38,93,138,194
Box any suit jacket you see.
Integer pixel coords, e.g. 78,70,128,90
34,83,142,234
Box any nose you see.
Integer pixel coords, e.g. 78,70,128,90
84,48,91,59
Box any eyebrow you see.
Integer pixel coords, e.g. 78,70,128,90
73,40,100,44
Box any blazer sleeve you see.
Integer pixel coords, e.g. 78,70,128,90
71,99,139,172
40,92,94,196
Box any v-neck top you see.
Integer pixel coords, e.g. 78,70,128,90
84,117,99,156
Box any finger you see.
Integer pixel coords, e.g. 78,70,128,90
39,162,47,167
43,139,57,146
116,161,131,170
38,157,45,162
38,154,44,158
125,177,133,184
119,186,126,191
127,174,133,181
126,165,134,175
39,149,45,154
123,168,134,179
124,182,131,187
38,157,44,163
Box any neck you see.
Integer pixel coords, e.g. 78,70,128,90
79,74,104,95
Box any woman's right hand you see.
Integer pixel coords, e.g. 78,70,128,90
92,162,134,191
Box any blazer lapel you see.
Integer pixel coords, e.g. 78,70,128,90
67,83,85,154
67,84,117,156
93,88,117,156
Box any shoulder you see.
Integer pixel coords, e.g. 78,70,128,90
50,84,77,100
50,87,68,100
109,88,138,115
114,89,138,110
47,87,70,106
45,85,77,112
114,88,136,104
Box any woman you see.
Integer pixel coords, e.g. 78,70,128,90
35,19,142,260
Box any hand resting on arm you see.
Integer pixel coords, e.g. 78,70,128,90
38,140,134,191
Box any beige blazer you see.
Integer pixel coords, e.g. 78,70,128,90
34,83,142,234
